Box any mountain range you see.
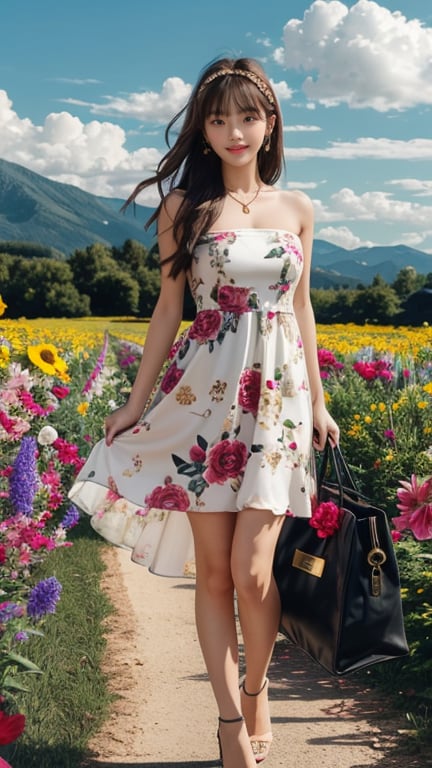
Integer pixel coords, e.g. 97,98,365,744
0,157,431,287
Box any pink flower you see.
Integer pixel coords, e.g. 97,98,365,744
0,710,25,745
145,481,190,512
189,444,206,463
238,368,261,416
204,439,248,485
309,501,343,538
391,530,402,543
160,362,184,394
393,474,432,540
51,385,70,399
217,285,251,313
188,310,222,343
353,359,393,382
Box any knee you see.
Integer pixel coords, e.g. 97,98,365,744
196,560,234,599
231,561,270,604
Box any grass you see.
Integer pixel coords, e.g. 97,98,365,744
6,521,114,768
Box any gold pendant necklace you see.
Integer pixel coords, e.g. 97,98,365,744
226,187,261,214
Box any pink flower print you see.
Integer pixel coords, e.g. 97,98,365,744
204,439,248,485
238,368,261,417
145,481,190,512
217,285,251,313
160,362,184,394
188,310,223,344
213,231,236,242
189,444,206,463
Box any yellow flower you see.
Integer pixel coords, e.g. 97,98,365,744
392,402,400,411
0,345,10,367
385,451,394,461
0,295,7,317
27,343,68,378
417,588,425,594
324,391,331,405
364,415,372,424
424,427,432,435
423,382,432,395
77,401,89,416
354,413,361,421
417,401,428,409
370,404,377,412
378,402,386,413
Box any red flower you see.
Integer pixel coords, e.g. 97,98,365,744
145,481,190,512
189,444,206,463
51,385,70,399
310,501,343,538
238,368,261,416
217,285,251,313
204,439,248,485
160,362,184,394
188,310,222,343
0,711,26,745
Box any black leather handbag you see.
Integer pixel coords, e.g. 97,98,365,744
273,443,409,675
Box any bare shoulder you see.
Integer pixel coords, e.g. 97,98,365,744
280,189,314,226
158,189,185,227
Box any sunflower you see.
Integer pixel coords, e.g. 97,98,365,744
27,343,69,379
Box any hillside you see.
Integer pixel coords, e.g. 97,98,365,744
0,158,431,284
0,158,154,255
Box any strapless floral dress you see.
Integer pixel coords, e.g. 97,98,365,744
68,229,314,576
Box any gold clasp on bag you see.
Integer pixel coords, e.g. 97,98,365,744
367,532,387,597
292,549,325,578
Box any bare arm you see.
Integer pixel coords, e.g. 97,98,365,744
105,194,186,445
291,192,339,450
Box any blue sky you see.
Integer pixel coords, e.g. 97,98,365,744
1,0,432,254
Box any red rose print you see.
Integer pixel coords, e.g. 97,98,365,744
189,444,207,463
188,310,223,343
238,368,261,416
145,482,190,512
204,439,248,485
217,285,251,313
160,362,184,394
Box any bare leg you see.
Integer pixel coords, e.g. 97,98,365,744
188,511,256,768
231,508,284,753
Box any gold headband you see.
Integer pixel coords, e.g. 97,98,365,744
198,68,275,106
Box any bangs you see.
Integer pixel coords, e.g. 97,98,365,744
200,76,268,120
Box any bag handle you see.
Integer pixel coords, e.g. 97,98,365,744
318,441,363,502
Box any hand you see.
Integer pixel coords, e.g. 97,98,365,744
104,403,141,446
312,403,339,451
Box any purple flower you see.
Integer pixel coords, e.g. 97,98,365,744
384,429,396,442
27,577,62,620
9,436,38,516
0,602,24,623
60,504,80,529
14,631,29,642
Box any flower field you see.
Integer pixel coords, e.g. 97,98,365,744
0,309,432,760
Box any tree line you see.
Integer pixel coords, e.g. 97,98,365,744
0,239,431,325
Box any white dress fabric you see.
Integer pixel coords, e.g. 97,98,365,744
68,229,314,576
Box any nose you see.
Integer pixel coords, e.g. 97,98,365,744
229,123,243,141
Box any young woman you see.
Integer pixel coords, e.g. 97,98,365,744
69,57,339,768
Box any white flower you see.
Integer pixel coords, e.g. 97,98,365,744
37,425,58,446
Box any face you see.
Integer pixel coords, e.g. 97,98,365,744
204,107,274,167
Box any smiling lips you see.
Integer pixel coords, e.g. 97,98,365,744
226,145,248,153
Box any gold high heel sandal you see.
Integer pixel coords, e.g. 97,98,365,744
240,678,273,764
216,714,244,767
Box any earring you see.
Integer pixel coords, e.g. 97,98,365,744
264,134,271,153
203,139,211,155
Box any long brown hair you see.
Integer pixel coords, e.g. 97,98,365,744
123,57,284,277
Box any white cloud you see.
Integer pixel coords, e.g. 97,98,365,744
275,0,432,111
270,80,294,101
283,124,321,132
286,180,321,190
314,187,432,229
52,78,102,85
0,89,162,200
60,77,192,123
285,137,432,160
315,225,374,249
385,179,432,196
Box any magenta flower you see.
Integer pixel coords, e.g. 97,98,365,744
309,501,343,538
393,474,432,540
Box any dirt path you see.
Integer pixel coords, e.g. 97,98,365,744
83,545,426,768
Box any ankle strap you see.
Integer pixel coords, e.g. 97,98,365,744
218,715,244,724
241,677,268,697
